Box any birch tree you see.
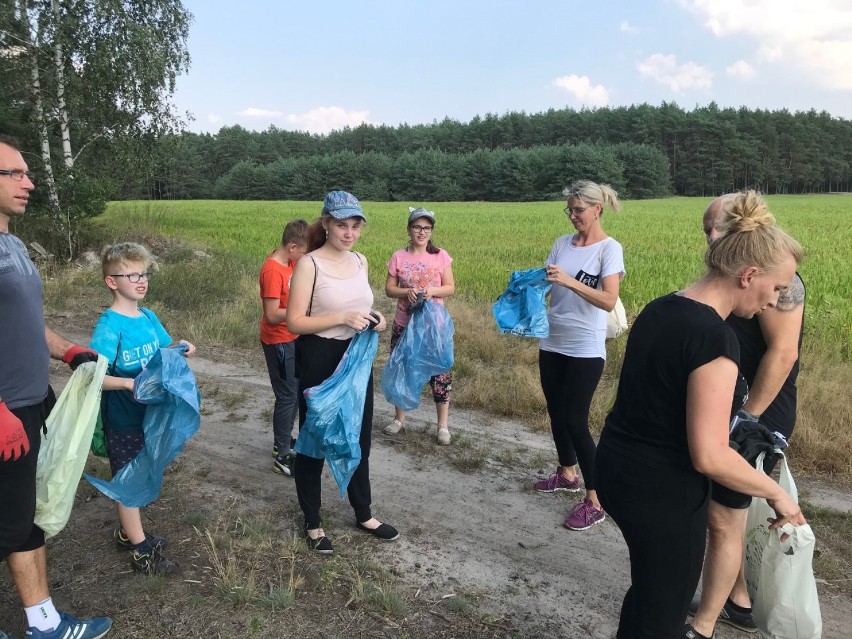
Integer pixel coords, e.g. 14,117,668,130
1,0,191,258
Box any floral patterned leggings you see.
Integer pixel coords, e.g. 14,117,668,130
390,322,452,404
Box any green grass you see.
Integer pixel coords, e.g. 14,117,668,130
70,197,852,476
99,196,852,359
444,594,472,614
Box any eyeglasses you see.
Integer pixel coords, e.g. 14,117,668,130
110,272,152,283
0,169,35,182
564,206,590,217
410,225,433,234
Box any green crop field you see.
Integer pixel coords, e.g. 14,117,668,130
102,195,851,359
69,195,851,475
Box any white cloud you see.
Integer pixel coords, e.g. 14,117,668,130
677,0,852,90
620,21,639,34
757,45,783,62
237,107,284,118
637,53,713,92
207,113,222,124
552,75,610,107
726,60,755,80
285,106,371,134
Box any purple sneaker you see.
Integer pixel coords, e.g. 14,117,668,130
563,498,606,530
533,470,581,493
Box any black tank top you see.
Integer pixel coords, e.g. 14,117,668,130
725,274,805,439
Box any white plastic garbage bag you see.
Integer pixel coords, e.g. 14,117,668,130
34,357,107,538
745,452,822,639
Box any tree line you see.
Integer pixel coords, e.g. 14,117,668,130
141,142,670,203
129,102,852,203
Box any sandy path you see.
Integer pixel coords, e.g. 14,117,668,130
185,353,852,638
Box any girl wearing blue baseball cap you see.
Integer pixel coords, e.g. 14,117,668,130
286,191,398,554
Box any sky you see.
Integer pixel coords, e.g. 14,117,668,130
173,0,852,135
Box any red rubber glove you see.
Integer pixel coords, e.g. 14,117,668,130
62,345,99,371
0,401,29,462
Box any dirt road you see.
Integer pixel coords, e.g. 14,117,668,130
186,352,852,638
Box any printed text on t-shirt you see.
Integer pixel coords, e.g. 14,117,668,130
575,270,600,289
121,340,160,370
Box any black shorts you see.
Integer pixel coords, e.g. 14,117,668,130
0,389,56,560
710,454,781,509
105,427,145,476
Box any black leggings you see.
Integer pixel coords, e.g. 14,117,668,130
293,334,373,529
538,350,604,489
0,390,55,560
595,444,710,638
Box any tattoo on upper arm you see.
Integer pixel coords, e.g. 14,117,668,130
776,274,805,312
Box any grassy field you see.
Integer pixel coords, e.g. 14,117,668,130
63,196,852,477
98,196,851,355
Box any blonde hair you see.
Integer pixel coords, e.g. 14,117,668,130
563,180,621,216
705,191,803,277
101,242,157,277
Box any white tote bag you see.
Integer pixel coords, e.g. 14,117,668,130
597,240,627,339
606,298,628,339
744,452,822,639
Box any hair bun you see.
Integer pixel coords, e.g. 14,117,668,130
705,189,802,278
724,191,775,234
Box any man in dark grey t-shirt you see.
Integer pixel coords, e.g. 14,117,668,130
0,231,51,410
0,136,112,639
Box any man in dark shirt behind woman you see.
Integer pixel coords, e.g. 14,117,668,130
594,190,807,639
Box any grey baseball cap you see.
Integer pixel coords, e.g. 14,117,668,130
408,206,435,224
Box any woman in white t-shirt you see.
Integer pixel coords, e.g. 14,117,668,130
383,207,456,444
534,180,625,532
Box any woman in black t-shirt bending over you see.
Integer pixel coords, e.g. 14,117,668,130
594,191,806,639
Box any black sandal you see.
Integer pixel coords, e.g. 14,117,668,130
356,521,400,541
305,528,333,554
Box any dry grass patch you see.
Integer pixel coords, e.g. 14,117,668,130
193,503,513,635
450,302,543,419
800,500,852,594
202,519,302,608
789,349,852,477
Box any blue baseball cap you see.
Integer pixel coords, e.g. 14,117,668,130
322,191,366,221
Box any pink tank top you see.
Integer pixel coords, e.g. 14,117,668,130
309,252,374,340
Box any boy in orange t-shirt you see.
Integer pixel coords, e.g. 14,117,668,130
259,219,308,476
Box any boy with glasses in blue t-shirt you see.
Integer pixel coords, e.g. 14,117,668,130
89,242,196,576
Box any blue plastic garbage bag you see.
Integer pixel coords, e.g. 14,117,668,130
85,346,201,508
295,329,379,498
381,300,455,411
492,267,551,338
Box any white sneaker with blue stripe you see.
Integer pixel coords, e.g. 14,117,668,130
25,612,112,639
